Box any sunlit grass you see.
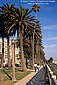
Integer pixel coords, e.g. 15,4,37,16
0,67,30,85
28,65,32,69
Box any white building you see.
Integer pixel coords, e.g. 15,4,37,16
0,38,20,64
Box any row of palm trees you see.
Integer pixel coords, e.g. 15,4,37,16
0,3,45,71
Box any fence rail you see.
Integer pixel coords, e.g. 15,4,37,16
46,64,57,85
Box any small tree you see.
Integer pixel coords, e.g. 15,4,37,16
48,57,53,63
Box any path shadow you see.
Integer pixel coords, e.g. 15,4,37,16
26,68,42,85
28,70,35,72
3,70,12,80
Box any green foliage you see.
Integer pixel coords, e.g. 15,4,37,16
48,57,53,63
49,66,57,79
0,3,46,70
32,3,40,13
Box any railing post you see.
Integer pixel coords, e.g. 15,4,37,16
46,64,57,85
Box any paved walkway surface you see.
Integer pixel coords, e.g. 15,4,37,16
14,69,37,85
14,66,47,85
26,67,47,85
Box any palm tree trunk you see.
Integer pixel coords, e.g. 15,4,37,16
36,39,40,64
29,57,31,66
14,43,15,64
38,47,40,65
7,36,11,69
32,7,37,70
39,47,40,64
26,58,28,68
18,47,20,64
36,41,39,64
32,32,34,70
20,32,27,72
12,44,16,81
35,8,38,64
1,37,4,68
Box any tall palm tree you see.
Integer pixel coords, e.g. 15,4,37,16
0,14,8,68
32,4,40,69
32,3,40,19
0,4,15,81
40,47,45,64
23,37,32,68
0,3,15,69
7,5,35,71
1,37,4,68
24,24,35,69
35,24,42,64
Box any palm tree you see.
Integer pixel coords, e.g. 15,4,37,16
37,38,44,66
40,47,45,64
1,37,4,68
0,14,8,68
7,5,35,71
32,4,40,69
23,38,32,68
24,24,35,69
0,5,18,82
32,3,40,19
36,27,42,64
0,3,15,69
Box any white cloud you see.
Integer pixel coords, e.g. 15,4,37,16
46,37,57,40
45,44,56,48
43,25,57,29
44,49,57,61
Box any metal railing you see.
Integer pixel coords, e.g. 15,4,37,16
46,64,57,85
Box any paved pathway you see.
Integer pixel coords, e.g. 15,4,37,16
14,66,48,85
14,69,37,85
26,67,47,85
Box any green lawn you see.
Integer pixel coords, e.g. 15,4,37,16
0,68,30,85
49,66,57,79
28,65,32,69
0,81,17,85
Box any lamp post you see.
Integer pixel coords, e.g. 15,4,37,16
12,39,16,81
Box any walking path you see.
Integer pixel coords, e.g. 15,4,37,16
14,66,47,85
14,69,37,85
26,67,47,85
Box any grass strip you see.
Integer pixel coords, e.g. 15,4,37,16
0,68,31,85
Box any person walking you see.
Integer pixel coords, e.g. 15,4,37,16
37,63,40,72
34,63,37,72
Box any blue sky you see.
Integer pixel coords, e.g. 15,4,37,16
0,0,57,61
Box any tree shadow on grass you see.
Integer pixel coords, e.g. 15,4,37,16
15,68,23,72
3,70,12,80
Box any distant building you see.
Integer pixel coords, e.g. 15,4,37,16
53,61,57,65
0,38,20,64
